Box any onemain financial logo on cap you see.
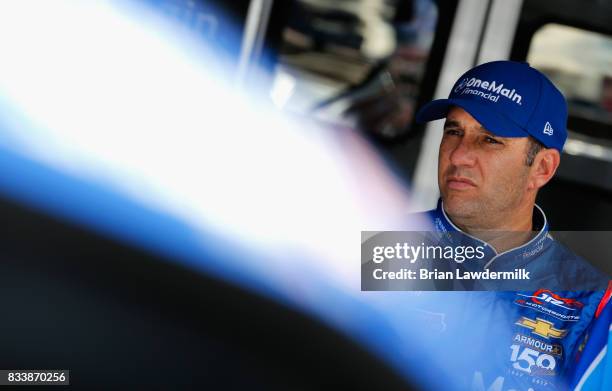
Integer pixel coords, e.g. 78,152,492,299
454,77,523,106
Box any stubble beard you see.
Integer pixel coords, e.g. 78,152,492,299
441,173,530,231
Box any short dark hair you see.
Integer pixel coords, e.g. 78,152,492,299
526,136,545,166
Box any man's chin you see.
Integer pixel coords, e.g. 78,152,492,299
441,194,480,219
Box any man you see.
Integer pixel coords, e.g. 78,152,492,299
415,60,607,290
412,61,610,390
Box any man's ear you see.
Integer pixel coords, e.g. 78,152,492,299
528,148,560,190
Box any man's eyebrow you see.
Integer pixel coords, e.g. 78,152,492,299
477,126,497,136
443,120,461,128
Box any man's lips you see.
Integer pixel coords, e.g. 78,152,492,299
446,176,477,190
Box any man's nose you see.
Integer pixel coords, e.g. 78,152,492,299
448,138,477,167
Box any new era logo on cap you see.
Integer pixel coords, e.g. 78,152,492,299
543,122,554,136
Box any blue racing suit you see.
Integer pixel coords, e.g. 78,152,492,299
412,199,610,391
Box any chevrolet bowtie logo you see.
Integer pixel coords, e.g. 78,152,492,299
516,317,567,339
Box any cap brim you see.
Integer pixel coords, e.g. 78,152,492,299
415,98,529,138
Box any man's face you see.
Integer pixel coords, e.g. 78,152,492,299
438,107,532,226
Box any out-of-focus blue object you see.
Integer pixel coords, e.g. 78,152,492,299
0,1,453,389
570,283,612,390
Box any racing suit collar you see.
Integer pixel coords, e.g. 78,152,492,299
431,198,550,269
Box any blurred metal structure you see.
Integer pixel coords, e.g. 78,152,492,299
237,0,274,86
411,0,490,211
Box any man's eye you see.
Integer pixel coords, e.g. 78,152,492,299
484,136,502,144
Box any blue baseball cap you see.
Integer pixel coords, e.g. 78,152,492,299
416,61,567,152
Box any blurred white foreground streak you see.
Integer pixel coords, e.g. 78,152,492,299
0,0,443,387
0,0,429,290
